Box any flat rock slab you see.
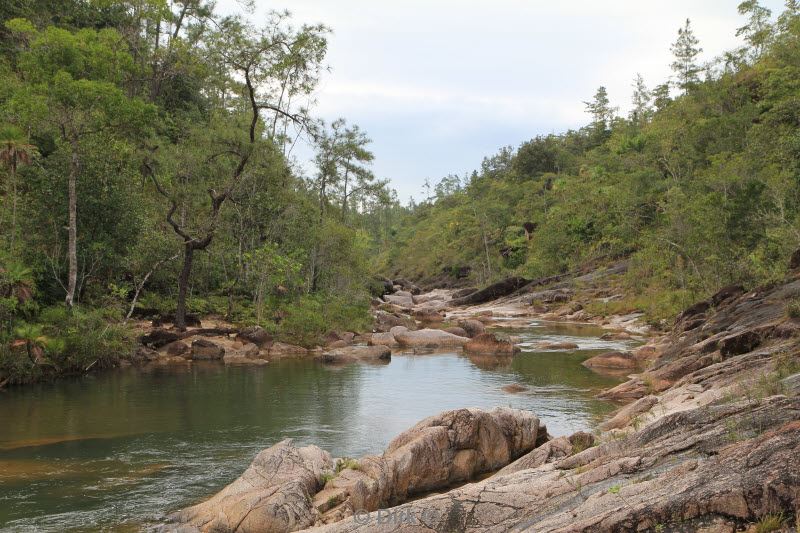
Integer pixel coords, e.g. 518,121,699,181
320,345,391,365
393,328,469,348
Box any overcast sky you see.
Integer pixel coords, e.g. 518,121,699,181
218,0,785,203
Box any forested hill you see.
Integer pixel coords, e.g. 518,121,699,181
378,3,800,324
3,0,800,385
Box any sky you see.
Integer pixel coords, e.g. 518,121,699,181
217,0,786,203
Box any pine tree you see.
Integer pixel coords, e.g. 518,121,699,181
583,86,616,134
630,74,652,126
670,18,703,93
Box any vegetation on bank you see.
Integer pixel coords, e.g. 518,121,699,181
379,2,800,325
0,0,396,385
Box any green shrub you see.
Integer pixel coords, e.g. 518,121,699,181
276,293,372,347
0,305,135,385
787,298,800,319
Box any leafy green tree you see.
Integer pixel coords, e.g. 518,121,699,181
148,12,328,329
310,118,379,290
737,0,773,60
0,125,37,250
5,19,155,309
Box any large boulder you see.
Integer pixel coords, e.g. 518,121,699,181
163,340,189,357
582,350,637,369
190,338,225,360
170,439,333,532
393,328,469,349
382,407,541,502
383,291,414,307
368,332,399,348
373,311,416,333
236,326,273,348
411,308,444,323
320,345,391,365
463,333,519,355
314,407,543,521
457,319,485,338
269,342,309,358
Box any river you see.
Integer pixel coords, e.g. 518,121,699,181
0,321,634,531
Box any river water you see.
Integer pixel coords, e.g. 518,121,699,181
0,321,634,531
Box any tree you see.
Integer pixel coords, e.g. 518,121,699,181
310,118,380,290
737,0,773,60
5,20,155,309
148,12,328,330
671,18,703,93
630,74,652,126
0,126,37,250
651,83,671,111
584,86,616,137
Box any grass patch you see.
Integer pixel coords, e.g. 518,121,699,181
752,512,787,533
336,457,361,473
786,298,800,319
584,287,696,329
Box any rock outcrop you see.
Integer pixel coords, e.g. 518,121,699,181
308,395,800,533
463,333,518,355
190,338,225,360
167,408,543,533
450,276,530,306
171,440,333,532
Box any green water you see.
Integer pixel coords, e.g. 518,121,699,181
0,321,632,531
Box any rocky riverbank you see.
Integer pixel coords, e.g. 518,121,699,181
159,260,800,532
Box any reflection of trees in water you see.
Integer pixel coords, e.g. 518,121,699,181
0,362,364,455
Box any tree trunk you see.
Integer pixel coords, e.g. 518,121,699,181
175,244,194,331
311,179,327,292
10,163,16,250
341,168,349,220
65,148,79,310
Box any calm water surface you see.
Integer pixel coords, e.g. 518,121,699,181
0,321,634,531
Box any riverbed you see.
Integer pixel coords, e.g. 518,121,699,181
0,321,635,531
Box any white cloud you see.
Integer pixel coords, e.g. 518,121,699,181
218,0,786,201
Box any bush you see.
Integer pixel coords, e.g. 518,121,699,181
787,298,800,319
276,293,372,347
0,305,135,385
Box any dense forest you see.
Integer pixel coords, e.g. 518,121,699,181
380,2,800,324
0,0,400,383
3,0,800,385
